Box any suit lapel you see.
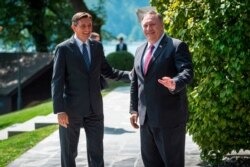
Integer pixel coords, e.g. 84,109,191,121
146,35,169,75
69,36,91,72
137,43,147,75
89,40,97,71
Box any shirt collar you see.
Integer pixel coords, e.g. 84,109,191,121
147,33,165,49
74,34,89,48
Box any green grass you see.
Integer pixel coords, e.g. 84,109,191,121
0,100,53,130
0,125,58,167
0,80,129,166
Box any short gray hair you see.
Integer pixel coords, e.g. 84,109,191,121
142,11,163,23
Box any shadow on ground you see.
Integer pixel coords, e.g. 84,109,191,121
104,127,135,135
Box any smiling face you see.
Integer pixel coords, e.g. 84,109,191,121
141,12,164,44
71,16,93,42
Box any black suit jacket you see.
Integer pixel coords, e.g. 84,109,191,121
52,36,129,117
130,34,193,127
116,43,127,51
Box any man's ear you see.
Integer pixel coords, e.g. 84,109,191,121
71,24,75,31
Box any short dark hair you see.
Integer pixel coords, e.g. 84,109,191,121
119,37,123,41
72,12,92,25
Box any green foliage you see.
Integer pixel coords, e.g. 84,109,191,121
152,0,250,165
106,51,134,71
0,0,73,52
0,0,106,52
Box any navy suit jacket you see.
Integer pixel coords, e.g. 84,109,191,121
130,34,193,127
116,43,127,51
52,36,129,117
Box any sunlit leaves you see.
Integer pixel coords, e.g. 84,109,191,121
152,0,250,165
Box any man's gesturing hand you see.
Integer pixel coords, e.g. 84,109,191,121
158,76,176,90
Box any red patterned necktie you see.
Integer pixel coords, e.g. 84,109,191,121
144,45,155,74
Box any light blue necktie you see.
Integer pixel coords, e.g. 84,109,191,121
82,43,90,70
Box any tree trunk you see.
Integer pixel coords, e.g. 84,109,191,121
25,0,49,52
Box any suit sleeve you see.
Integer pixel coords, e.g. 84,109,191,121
51,45,66,114
172,42,193,93
100,44,130,82
130,67,138,113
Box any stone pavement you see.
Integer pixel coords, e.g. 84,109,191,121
7,86,201,167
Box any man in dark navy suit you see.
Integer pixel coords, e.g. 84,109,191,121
116,37,127,51
130,11,193,167
51,12,130,167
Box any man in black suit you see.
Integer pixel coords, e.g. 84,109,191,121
116,37,127,51
130,11,193,167
51,12,130,167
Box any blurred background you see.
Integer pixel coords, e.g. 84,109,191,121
0,0,150,54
